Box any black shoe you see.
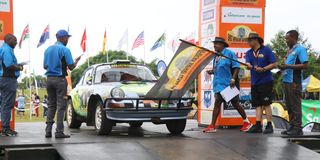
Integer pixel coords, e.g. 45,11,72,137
55,132,70,139
1,129,18,137
45,132,52,138
263,125,274,134
246,125,262,133
286,129,303,137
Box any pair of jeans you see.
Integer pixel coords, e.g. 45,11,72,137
283,83,302,130
0,77,18,132
45,77,68,133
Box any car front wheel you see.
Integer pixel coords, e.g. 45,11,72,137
94,101,113,135
166,119,187,135
66,99,82,129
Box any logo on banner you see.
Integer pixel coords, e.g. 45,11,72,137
202,9,215,22
0,0,10,12
229,0,258,5
203,0,215,6
227,25,252,44
222,7,262,24
202,23,215,37
204,91,212,108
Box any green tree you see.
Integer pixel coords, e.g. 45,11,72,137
267,28,319,100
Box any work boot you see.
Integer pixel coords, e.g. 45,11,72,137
286,129,303,137
246,125,262,133
45,132,52,138
281,126,293,135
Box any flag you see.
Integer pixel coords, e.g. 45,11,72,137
150,33,166,52
37,24,50,48
167,33,181,52
102,29,107,54
18,24,30,49
80,28,87,53
118,29,128,50
146,40,217,98
132,31,144,50
185,31,196,43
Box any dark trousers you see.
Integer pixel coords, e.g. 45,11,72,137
283,83,302,130
46,77,67,133
0,77,17,132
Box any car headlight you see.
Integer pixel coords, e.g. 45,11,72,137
111,87,125,99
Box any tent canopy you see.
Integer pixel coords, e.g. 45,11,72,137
302,75,320,92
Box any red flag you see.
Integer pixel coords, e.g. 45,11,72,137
80,28,87,52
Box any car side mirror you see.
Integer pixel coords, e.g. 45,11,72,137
86,76,93,85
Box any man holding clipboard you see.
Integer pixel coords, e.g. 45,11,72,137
203,37,253,133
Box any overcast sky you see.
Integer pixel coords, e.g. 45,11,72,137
11,0,320,76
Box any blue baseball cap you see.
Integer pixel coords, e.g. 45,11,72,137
56,30,71,38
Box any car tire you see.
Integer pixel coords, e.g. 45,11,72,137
66,99,82,129
129,122,143,128
166,119,187,135
94,101,113,135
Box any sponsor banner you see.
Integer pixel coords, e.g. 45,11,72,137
202,0,216,9
146,41,217,98
201,90,215,109
200,110,213,125
221,87,255,118
0,40,3,47
228,47,250,63
0,20,3,36
201,22,216,37
302,100,320,127
0,0,10,12
222,7,262,24
202,9,216,23
201,37,215,51
229,0,259,5
201,70,213,90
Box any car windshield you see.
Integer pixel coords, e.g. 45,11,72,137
95,64,157,83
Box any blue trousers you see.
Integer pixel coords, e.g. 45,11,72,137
0,77,17,132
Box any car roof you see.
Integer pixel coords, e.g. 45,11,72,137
90,61,146,68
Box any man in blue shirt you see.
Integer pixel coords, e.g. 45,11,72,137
203,37,252,133
245,33,277,134
0,34,24,136
279,30,308,136
44,30,81,138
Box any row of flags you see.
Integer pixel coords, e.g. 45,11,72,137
18,24,196,55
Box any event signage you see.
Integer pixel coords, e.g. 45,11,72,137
222,7,262,24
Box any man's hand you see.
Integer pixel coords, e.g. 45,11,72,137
75,55,81,63
254,67,265,73
18,65,24,71
246,63,253,70
207,70,214,75
230,79,235,88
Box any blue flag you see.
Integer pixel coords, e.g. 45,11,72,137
150,33,166,52
37,25,50,48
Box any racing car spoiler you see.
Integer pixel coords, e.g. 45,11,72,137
103,97,195,111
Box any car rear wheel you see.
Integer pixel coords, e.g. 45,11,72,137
66,99,82,129
166,119,187,135
129,122,143,128
94,101,113,135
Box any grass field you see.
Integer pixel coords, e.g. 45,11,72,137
15,88,47,122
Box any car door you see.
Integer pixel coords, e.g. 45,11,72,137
72,68,93,117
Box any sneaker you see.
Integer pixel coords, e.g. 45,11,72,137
246,125,262,133
45,132,52,138
1,129,18,137
281,126,293,135
240,122,253,132
55,132,70,139
263,125,274,134
203,125,217,133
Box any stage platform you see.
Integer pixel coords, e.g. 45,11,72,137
1,120,320,160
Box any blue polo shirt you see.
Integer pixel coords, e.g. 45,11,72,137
43,42,74,77
246,45,276,86
213,48,240,93
283,44,308,83
0,43,20,77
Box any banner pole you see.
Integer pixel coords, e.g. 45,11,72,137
28,23,32,120
126,28,129,60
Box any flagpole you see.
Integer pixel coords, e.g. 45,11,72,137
28,23,32,120
126,28,129,60
163,31,166,61
143,30,146,65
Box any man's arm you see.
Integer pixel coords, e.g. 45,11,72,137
68,56,81,71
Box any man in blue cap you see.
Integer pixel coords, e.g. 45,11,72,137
0,34,24,136
43,30,81,138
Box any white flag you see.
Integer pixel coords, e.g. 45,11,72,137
167,33,181,52
117,29,128,50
